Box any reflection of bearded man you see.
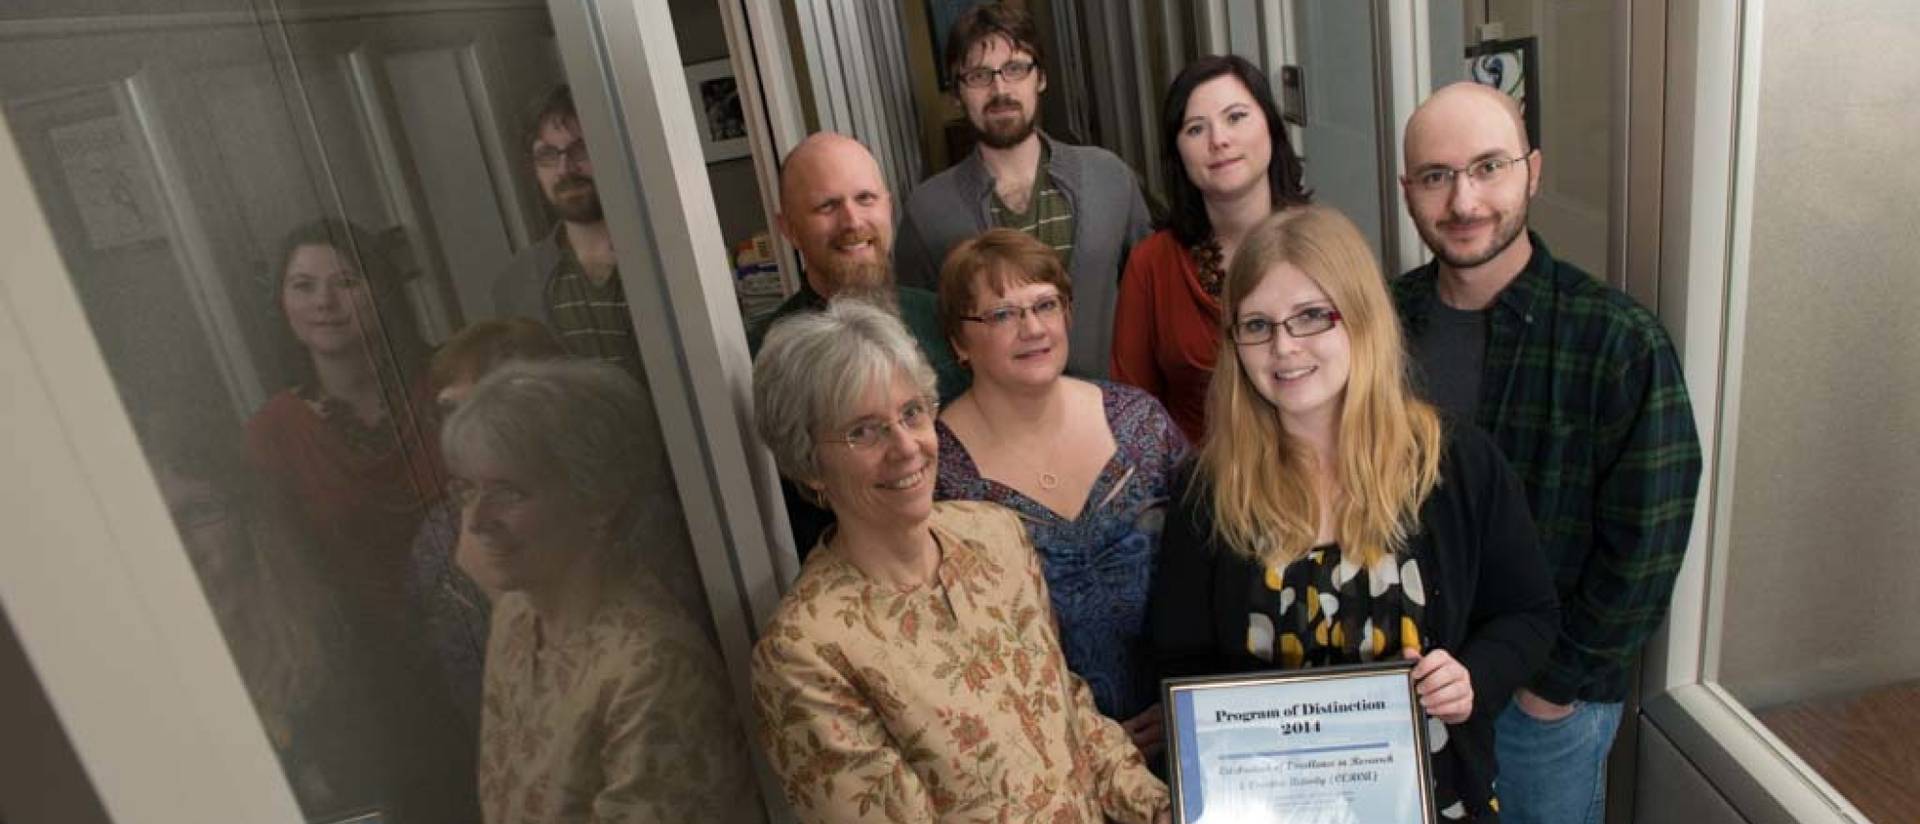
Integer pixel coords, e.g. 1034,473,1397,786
547,173,603,223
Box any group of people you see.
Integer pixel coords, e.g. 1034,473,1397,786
176,86,757,822
172,2,1701,822
745,5,1701,824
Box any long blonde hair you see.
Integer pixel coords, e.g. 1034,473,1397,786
1197,205,1442,568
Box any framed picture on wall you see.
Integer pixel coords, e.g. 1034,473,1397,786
1465,36,1542,149
683,58,750,163
926,0,993,89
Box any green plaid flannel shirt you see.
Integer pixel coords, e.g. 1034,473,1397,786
1393,233,1703,703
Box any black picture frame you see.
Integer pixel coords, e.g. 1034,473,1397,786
1466,36,1542,150
1162,659,1437,824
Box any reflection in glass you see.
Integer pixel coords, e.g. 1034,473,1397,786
4,2,762,821
242,219,472,822
444,360,759,821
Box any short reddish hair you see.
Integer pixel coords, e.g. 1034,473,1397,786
429,317,567,393
935,228,1073,344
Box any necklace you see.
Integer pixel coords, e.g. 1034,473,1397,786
1193,237,1227,297
964,393,1065,492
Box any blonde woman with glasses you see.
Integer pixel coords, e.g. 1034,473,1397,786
1147,205,1558,822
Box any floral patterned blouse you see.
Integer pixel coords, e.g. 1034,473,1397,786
479,566,759,823
934,381,1188,720
751,501,1170,823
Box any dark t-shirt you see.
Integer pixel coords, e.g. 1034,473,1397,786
1407,289,1488,421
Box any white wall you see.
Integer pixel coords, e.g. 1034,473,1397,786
1714,0,1920,708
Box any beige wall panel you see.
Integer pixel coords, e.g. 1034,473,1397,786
1717,0,1920,708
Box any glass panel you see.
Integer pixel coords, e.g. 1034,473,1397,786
1714,2,1920,820
0,3,763,822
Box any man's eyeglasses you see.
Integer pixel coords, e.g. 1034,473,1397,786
961,294,1068,329
532,140,590,169
1405,153,1531,193
821,398,937,450
1230,306,1343,345
956,60,1037,90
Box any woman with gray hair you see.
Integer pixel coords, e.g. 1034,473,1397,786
442,359,758,823
749,298,1172,824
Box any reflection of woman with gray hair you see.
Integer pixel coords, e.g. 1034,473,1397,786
749,298,1171,823
441,359,758,823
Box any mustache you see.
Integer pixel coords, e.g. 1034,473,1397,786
986,95,1021,112
554,175,594,193
832,227,880,247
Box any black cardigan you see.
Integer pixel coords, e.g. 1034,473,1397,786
1147,421,1558,818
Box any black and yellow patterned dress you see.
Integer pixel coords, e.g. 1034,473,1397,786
1248,545,1475,819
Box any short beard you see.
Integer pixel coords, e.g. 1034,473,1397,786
974,101,1037,150
549,178,604,224
1423,209,1527,270
824,261,897,310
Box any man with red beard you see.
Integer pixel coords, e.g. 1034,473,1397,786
894,3,1150,379
490,86,646,382
748,131,966,557
1391,82,1701,824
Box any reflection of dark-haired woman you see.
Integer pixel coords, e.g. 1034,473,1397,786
243,218,474,822
245,219,442,605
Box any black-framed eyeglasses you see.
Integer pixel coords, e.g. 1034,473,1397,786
1230,306,1343,345
956,60,1037,90
1405,153,1531,193
961,294,1068,330
531,140,590,169
819,397,938,451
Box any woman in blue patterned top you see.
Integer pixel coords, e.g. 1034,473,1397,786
932,228,1190,758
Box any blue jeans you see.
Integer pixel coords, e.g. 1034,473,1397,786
1494,699,1623,824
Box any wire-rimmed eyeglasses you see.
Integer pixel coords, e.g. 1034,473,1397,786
819,397,938,450
1404,153,1532,193
960,294,1068,330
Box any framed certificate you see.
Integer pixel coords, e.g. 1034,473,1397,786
1164,660,1435,824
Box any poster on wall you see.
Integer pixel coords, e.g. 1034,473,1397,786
684,59,750,163
49,115,169,250
1465,36,1542,149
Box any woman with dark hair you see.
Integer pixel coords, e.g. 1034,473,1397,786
243,218,475,821
1147,206,1558,821
1112,55,1310,444
245,219,441,607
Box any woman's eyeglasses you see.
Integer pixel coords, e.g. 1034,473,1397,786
821,398,938,450
1230,306,1343,345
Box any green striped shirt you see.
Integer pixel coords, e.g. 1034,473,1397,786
545,245,644,381
990,147,1075,270
1393,233,1703,704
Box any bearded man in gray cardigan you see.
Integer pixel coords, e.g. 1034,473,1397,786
893,3,1150,379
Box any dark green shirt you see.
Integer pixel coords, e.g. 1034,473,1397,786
746,282,968,402
1393,233,1702,704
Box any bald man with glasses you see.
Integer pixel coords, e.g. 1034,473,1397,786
1391,82,1703,824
